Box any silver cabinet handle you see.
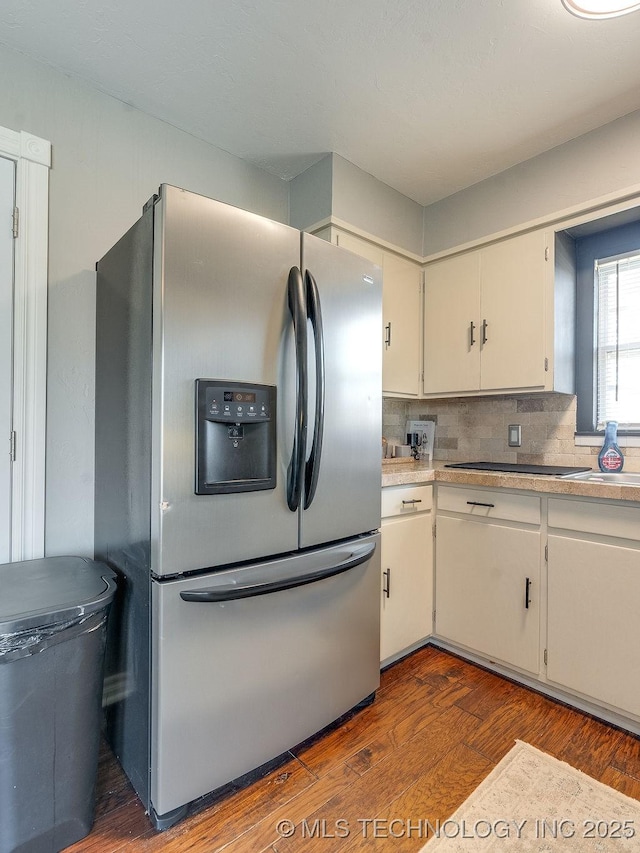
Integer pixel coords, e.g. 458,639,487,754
384,322,392,348
482,318,488,345
469,320,476,347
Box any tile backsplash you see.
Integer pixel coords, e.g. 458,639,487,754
383,394,640,472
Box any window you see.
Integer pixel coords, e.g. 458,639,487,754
573,218,640,435
595,252,640,430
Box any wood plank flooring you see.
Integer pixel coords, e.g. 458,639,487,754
68,646,640,853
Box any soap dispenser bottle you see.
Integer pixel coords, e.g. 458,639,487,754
598,420,624,472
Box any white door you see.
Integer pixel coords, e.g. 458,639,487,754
382,252,421,397
547,534,640,717
0,156,15,564
479,230,547,391
380,511,432,661
423,251,481,394
435,515,540,674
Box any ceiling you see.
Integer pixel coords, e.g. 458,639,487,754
2,0,640,206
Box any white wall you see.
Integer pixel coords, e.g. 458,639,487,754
0,45,289,558
293,111,640,261
289,154,334,233
423,109,640,256
289,153,424,256
331,155,424,256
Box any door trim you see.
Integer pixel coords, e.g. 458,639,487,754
0,125,51,561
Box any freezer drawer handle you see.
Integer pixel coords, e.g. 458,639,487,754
179,542,376,602
304,270,325,510
286,266,308,512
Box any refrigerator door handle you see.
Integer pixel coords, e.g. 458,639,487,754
303,270,325,510
286,266,308,512
179,541,376,602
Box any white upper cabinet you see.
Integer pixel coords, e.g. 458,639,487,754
423,229,567,397
423,250,481,394
323,228,422,398
480,233,547,390
381,252,422,397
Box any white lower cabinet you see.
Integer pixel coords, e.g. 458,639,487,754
434,485,541,675
380,485,433,663
547,498,640,718
379,480,640,731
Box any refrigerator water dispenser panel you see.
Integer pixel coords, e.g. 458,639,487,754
195,380,276,495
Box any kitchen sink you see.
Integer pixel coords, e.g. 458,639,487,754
559,471,640,485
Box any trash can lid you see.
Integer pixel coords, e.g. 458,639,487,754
0,556,117,634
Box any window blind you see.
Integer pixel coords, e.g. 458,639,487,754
595,252,640,430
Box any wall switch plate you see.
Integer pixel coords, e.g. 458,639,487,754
508,424,522,447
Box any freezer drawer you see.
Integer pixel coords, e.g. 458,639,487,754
150,534,380,819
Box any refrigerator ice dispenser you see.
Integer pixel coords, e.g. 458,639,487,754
195,379,276,494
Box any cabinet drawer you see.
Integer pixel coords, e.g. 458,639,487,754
549,497,640,542
436,485,540,525
382,485,432,519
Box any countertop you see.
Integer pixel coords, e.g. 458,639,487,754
381,459,640,503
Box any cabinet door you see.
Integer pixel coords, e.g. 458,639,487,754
332,230,421,398
479,231,547,391
382,253,421,397
380,512,433,662
435,516,540,673
423,252,481,394
547,534,640,716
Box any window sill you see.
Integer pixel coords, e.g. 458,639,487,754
575,434,640,448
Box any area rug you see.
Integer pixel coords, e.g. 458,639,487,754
422,740,640,850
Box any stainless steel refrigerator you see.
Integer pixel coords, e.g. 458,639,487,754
95,185,382,828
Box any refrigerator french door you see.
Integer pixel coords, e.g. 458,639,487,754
95,185,382,828
152,186,380,573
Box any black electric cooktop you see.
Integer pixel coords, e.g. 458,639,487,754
444,462,593,476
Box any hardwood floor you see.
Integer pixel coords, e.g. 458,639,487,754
68,646,640,853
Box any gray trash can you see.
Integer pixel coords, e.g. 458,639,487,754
0,556,117,853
